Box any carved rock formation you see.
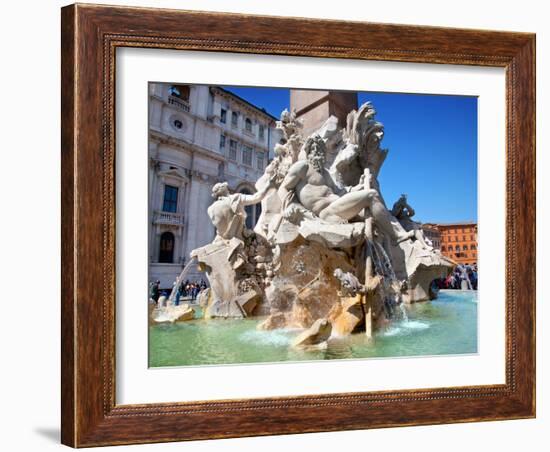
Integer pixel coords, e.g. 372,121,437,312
152,304,195,323
264,238,355,329
328,294,365,336
292,318,332,348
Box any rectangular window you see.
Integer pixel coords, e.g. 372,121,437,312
220,134,226,150
231,111,238,127
256,151,264,170
162,185,178,213
229,140,237,161
259,125,265,140
242,146,253,166
220,108,227,123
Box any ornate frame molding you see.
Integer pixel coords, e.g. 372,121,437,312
61,4,535,447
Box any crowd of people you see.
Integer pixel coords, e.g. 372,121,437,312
432,263,478,291
149,279,208,306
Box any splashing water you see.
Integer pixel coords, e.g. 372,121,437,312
381,319,429,337
399,303,409,322
153,311,174,323
404,320,429,330
167,257,197,305
375,242,397,281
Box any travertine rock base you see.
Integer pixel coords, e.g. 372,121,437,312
265,238,354,329
292,318,332,348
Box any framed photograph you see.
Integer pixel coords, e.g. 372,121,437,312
61,3,535,447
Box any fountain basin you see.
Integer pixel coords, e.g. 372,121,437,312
149,290,477,367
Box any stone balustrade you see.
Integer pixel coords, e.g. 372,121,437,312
168,95,190,112
154,211,184,226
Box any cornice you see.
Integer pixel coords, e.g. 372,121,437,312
149,128,225,163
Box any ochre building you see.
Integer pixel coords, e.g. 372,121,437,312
428,222,478,266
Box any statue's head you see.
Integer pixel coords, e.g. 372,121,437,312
366,124,384,150
304,135,326,172
211,182,229,199
392,194,409,214
280,109,291,123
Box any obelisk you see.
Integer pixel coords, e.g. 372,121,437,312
290,90,358,137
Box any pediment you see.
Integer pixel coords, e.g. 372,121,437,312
158,168,189,183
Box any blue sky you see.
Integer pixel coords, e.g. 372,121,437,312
225,86,477,223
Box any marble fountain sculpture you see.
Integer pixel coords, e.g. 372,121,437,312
179,103,453,344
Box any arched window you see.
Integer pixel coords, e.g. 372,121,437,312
455,245,460,252
159,232,175,263
245,118,252,132
441,246,446,252
463,245,468,251
470,244,476,250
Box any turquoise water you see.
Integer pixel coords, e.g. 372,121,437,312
148,290,477,367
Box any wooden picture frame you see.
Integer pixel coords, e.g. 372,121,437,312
61,3,535,447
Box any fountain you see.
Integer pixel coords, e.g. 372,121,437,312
178,103,454,343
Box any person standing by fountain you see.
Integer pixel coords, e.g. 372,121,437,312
150,280,160,304
467,266,478,290
174,282,182,306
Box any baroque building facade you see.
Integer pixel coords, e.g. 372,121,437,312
148,84,281,288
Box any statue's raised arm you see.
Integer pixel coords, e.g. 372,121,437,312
240,175,276,207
